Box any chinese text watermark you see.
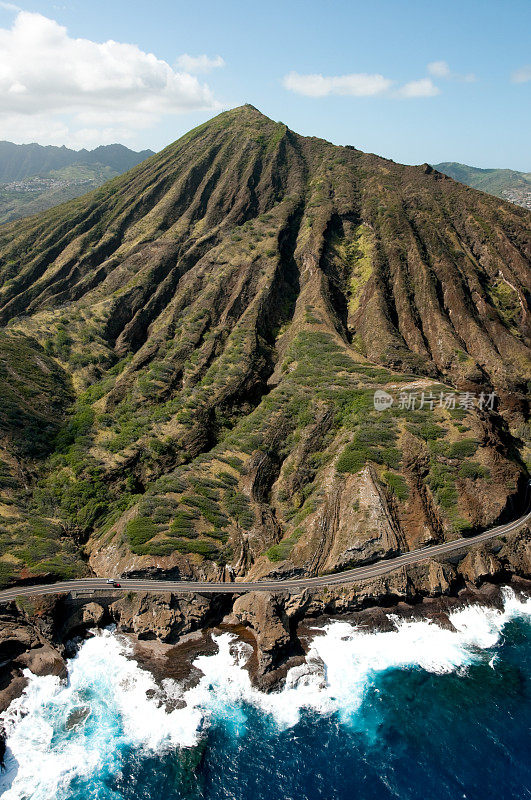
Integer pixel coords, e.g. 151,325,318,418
373,389,497,412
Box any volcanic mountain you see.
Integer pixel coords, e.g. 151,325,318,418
0,104,529,588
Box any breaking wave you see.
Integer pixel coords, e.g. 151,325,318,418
1,587,530,800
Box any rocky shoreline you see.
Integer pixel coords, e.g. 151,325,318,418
125,576,531,704
0,526,529,761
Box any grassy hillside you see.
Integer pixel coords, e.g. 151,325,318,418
0,141,155,182
0,143,155,223
434,162,531,209
0,106,528,588
0,164,118,224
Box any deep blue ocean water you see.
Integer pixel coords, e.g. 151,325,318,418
1,590,530,800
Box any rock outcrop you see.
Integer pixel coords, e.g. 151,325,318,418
227,592,304,689
109,592,229,642
0,601,66,714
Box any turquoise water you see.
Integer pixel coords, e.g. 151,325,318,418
1,589,530,800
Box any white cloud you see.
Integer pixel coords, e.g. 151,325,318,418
0,114,139,148
0,11,220,146
428,60,476,82
283,70,445,100
511,65,531,83
427,60,451,78
283,71,393,97
176,54,225,74
397,78,440,98
0,2,22,11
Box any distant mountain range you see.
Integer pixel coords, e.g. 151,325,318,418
434,162,531,210
0,141,154,182
0,141,155,223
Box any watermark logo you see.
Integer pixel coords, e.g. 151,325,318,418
373,389,497,412
374,389,394,411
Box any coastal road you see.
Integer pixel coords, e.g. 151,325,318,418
0,491,529,603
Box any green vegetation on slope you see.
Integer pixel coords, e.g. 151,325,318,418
434,161,531,206
0,105,527,586
0,142,155,223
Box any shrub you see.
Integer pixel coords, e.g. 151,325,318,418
437,485,458,509
206,528,228,542
453,517,473,533
225,490,254,528
202,508,229,528
266,541,292,562
409,421,446,441
55,405,94,453
266,529,303,562
169,512,197,537
448,439,478,459
459,461,489,480
182,494,214,511
218,471,238,487
336,447,365,474
380,447,402,469
383,472,409,501
0,561,14,588
142,541,176,556
176,540,220,558
126,517,158,551
155,475,188,493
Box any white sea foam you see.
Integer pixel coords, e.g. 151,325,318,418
0,630,204,800
0,588,529,799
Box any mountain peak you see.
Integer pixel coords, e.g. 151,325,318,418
0,111,528,588
235,103,261,112
194,104,278,133
228,103,268,116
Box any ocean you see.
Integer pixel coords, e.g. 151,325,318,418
1,587,530,800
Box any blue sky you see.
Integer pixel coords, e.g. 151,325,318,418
0,0,530,169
